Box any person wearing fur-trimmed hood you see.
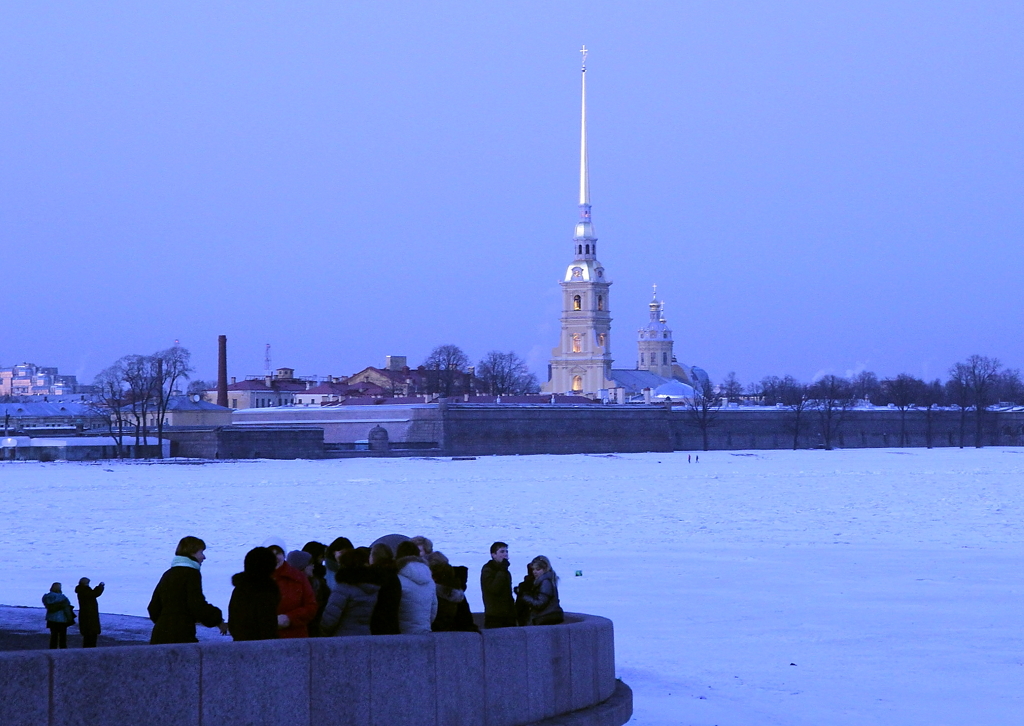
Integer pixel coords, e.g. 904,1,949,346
395,540,437,634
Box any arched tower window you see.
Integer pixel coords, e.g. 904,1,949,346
585,244,590,254
572,375,583,392
572,334,582,353
597,295,604,311
573,295,582,311
663,352,668,365
640,353,645,366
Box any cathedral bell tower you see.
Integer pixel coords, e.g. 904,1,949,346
638,285,674,377
543,47,616,396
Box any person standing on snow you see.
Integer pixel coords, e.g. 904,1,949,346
43,582,75,649
481,541,517,629
74,577,104,647
148,536,228,644
228,547,280,641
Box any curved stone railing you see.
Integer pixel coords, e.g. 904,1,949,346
0,612,631,726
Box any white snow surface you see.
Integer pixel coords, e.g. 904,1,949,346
2,448,1023,725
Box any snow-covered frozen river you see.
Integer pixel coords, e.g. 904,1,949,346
2,448,1022,725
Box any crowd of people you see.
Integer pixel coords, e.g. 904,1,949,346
145,534,564,644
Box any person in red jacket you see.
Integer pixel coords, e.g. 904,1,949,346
265,544,318,638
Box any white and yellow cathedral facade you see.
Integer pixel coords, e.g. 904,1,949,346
542,49,706,400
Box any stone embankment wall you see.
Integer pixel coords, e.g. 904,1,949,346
439,404,1024,456
0,613,630,726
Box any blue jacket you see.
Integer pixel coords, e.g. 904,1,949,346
43,592,74,624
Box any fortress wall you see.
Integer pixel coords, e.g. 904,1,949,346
440,405,1024,455
0,613,630,726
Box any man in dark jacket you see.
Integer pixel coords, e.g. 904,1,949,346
148,536,228,644
480,541,517,628
74,578,104,647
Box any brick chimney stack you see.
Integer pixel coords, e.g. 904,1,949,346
217,335,228,408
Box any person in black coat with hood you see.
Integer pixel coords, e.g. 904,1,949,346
228,547,280,641
366,542,402,635
74,578,104,647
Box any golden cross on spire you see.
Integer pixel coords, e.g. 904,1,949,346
580,45,588,71
652,283,658,300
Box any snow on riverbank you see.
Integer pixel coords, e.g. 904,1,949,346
2,448,1023,724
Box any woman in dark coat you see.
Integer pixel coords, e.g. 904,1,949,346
518,556,564,626
74,577,104,648
366,542,402,635
42,582,75,649
228,547,280,641
148,536,227,644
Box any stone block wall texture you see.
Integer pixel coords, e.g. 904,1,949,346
439,404,1024,456
166,426,324,459
0,613,626,726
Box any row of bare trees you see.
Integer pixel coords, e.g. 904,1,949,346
702,355,1020,450
92,346,193,457
422,345,539,397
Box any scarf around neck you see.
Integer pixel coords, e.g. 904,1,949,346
171,555,201,570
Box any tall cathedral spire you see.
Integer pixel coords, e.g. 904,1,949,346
545,46,614,397
573,45,596,256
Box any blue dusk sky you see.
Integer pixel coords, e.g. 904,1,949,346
1,2,1022,387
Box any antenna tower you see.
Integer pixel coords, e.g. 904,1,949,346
264,344,272,375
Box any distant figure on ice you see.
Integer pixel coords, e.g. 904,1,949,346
74,577,104,648
148,536,228,644
43,582,75,649
518,556,564,626
228,547,280,641
688,454,691,463
263,541,317,638
481,541,517,629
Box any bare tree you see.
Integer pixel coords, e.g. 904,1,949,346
477,351,539,396
780,376,810,450
92,363,129,458
946,364,971,448
919,379,945,449
423,344,470,398
187,379,215,401
808,375,854,450
850,371,882,405
995,368,1024,405
950,355,1002,448
721,372,743,403
880,374,924,447
685,377,722,451
153,345,193,455
120,354,160,451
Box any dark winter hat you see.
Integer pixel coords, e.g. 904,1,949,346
243,547,277,577
287,550,312,570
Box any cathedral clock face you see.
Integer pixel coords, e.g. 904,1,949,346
572,267,583,279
